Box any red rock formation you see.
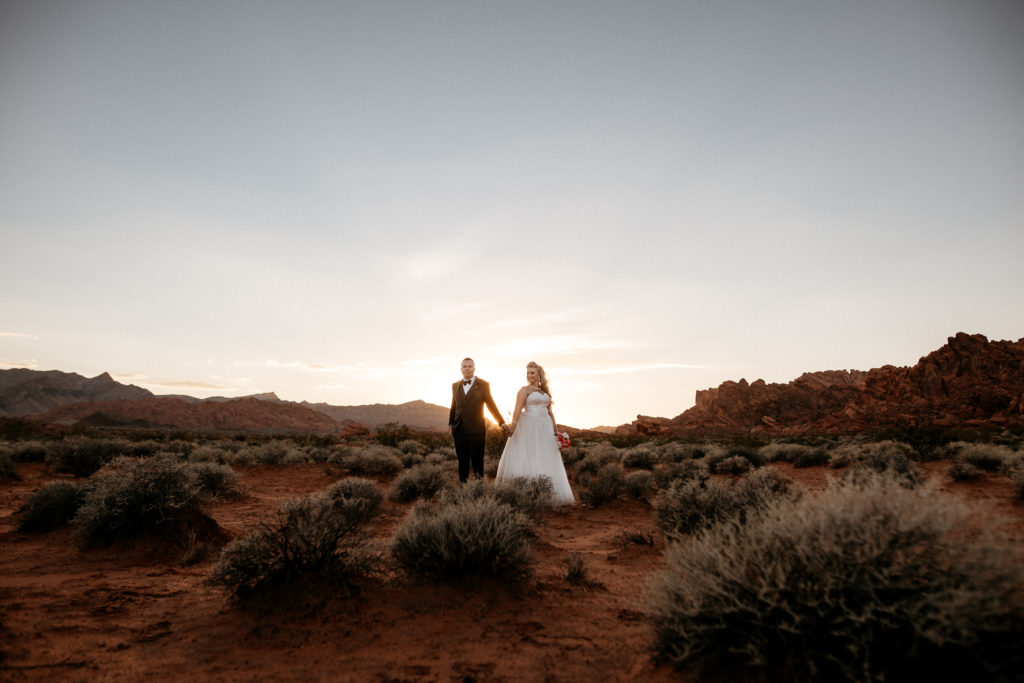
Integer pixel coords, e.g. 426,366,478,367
30,396,348,434
623,333,1024,435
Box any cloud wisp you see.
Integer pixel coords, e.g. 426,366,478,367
0,332,39,340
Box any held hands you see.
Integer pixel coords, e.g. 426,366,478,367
503,422,516,435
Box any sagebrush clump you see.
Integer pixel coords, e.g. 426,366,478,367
74,454,207,546
579,463,624,507
46,437,131,477
213,479,384,603
342,447,404,476
647,472,1024,681
389,463,448,502
17,481,85,533
654,468,798,536
390,495,534,582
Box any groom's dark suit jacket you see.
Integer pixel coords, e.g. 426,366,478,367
449,378,505,434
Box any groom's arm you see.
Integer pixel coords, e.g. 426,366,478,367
448,384,457,428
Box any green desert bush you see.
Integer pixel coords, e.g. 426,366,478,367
646,473,1024,682
390,495,533,582
342,447,403,476
389,463,448,503
17,481,85,533
623,470,654,499
948,461,983,482
654,468,798,536
46,437,131,477
213,484,383,603
579,463,624,507
621,446,658,470
74,454,206,547
188,462,242,498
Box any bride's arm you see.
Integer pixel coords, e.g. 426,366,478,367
547,404,558,436
509,387,528,433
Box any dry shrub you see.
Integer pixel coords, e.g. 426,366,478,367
46,437,132,477
74,454,207,547
948,461,983,482
711,455,752,475
438,478,556,519
189,462,242,498
654,459,708,488
213,480,383,604
10,441,48,463
397,439,427,456
950,442,1015,472
579,463,624,507
654,468,798,536
342,447,403,476
0,449,17,480
17,481,85,533
563,553,600,588
389,463,449,502
390,495,533,582
623,470,654,499
621,446,658,469
575,443,621,475
647,473,1024,681
660,442,712,463
830,440,921,485
491,476,557,518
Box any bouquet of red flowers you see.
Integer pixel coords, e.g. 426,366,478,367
556,431,571,449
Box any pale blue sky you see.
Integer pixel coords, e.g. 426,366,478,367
2,1,1023,427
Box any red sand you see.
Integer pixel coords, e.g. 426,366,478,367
1,460,1021,681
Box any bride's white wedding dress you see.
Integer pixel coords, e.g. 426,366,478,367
495,391,575,505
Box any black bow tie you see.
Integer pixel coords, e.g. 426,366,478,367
463,379,472,385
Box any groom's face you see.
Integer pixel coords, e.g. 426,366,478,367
461,359,475,380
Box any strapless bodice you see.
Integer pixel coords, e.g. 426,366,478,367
524,391,550,414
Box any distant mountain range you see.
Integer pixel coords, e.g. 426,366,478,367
0,369,450,433
623,332,1024,436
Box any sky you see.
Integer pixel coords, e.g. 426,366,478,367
2,1,1023,428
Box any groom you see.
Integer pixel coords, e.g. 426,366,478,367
449,358,508,483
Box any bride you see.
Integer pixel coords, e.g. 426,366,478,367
495,361,575,505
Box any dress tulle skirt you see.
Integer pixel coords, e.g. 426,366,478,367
496,402,575,505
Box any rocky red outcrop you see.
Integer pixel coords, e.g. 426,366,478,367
30,396,347,434
624,333,1024,436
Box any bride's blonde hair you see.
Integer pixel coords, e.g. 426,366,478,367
527,361,551,399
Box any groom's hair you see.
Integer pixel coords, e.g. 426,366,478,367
463,357,474,363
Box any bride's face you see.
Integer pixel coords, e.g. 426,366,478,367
526,366,538,384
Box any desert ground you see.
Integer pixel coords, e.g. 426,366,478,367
1,444,1022,682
